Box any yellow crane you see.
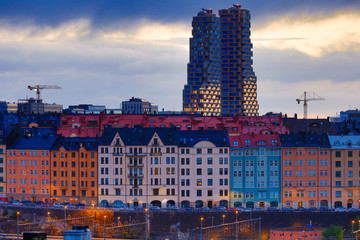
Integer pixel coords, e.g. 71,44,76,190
28,85,62,101
296,91,325,119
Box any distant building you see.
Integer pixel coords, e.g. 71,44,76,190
64,104,106,114
183,5,259,117
283,114,337,135
0,139,6,200
18,98,62,114
122,97,158,114
44,103,63,113
270,227,323,240
6,102,17,113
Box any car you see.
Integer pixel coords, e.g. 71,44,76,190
243,208,253,212
320,206,331,212
74,203,86,208
348,208,360,212
213,206,227,212
149,206,161,211
168,206,180,211
282,207,294,212
267,207,280,212
199,207,211,212
10,200,23,206
34,201,44,205
296,207,309,212
254,207,265,212
0,200,8,205
53,203,65,208
334,207,347,212
308,207,319,212
235,207,246,212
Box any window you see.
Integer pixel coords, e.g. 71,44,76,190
336,171,341,178
349,171,353,177
335,151,341,157
348,151,353,157
335,191,341,197
197,169,202,175
335,161,341,167
196,158,202,165
348,161,353,167
197,190,202,196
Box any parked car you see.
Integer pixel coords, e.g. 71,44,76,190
213,206,227,212
199,207,211,212
308,207,319,212
0,200,8,205
320,206,331,212
168,206,179,211
334,207,347,212
282,207,294,212
34,201,44,206
10,200,23,206
74,203,86,208
243,208,253,212
348,208,360,212
296,207,309,212
149,206,161,211
53,203,65,208
254,207,265,212
267,207,280,212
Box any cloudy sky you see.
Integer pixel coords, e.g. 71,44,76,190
1,0,359,118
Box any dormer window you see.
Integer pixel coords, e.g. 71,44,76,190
154,138,158,145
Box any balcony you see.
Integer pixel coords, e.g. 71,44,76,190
128,174,144,178
126,153,146,157
80,186,88,190
60,186,68,190
150,152,162,156
113,152,123,156
128,163,144,167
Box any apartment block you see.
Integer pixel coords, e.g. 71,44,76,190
0,139,6,199
98,128,178,208
230,134,281,209
178,130,230,208
280,134,331,208
50,137,98,205
6,128,57,202
329,135,360,208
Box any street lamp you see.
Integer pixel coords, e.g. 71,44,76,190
145,208,150,240
92,204,95,237
200,217,204,240
103,216,106,240
117,217,121,226
64,206,67,231
352,221,355,240
222,214,226,225
236,211,239,240
17,211,20,240
47,211,51,222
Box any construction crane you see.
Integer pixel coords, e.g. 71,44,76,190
28,85,62,101
296,91,325,119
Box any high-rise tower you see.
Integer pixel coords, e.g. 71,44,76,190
219,4,259,116
183,9,222,116
183,5,259,116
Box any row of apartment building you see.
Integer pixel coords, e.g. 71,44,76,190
1,126,359,210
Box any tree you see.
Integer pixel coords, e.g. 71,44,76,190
322,225,344,240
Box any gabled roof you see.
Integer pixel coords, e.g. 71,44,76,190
51,137,99,151
100,127,178,146
328,135,360,149
229,134,280,148
176,130,229,147
279,134,330,148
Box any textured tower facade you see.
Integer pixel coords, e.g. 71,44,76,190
183,5,259,116
219,5,259,116
183,9,222,116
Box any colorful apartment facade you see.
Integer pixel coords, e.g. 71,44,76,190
0,139,6,200
230,134,281,209
6,128,57,202
50,137,98,205
280,134,331,208
329,135,360,208
177,130,230,208
98,128,179,208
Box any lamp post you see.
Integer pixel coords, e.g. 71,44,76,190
200,217,204,240
117,217,121,226
145,208,150,240
16,211,20,240
352,221,355,240
222,214,226,225
103,216,106,240
47,211,51,222
92,204,95,237
211,216,214,227
64,205,67,231
235,211,239,240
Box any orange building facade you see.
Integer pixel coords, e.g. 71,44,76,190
280,135,331,208
50,137,98,205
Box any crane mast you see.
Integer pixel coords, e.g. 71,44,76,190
296,91,325,119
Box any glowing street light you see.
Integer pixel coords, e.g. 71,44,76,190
17,211,20,240
47,211,51,222
104,216,106,240
117,217,121,226
200,217,204,240
64,206,67,230
236,211,239,240
222,214,226,225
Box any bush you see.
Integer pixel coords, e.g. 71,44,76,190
2,209,8,216
322,225,344,240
